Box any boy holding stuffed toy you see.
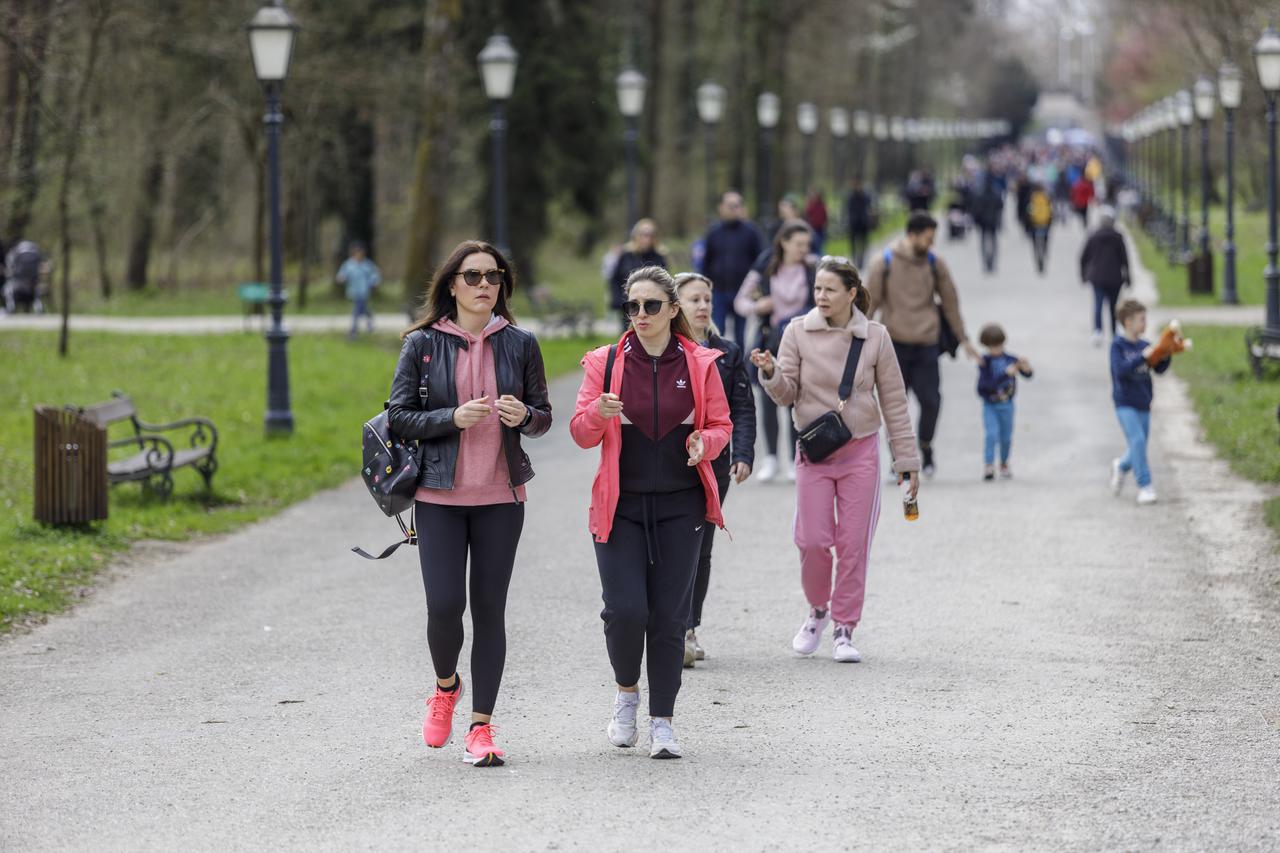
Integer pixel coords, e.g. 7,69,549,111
1109,299,1190,504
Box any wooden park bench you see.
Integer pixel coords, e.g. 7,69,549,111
238,283,270,332
79,392,219,499
1246,326,1280,379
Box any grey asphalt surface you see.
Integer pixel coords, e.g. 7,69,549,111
2,214,1278,852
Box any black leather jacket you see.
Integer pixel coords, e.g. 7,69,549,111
387,323,552,492
705,333,757,480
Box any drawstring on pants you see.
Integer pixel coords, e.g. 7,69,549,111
639,493,663,566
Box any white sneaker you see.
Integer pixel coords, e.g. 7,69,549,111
608,690,640,747
683,632,696,668
1110,458,1126,495
832,623,862,663
791,607,830,656
1136,486,1158,505
649,718,682,759
1091,330,1103,348
686,629,706,661
756,455,779,482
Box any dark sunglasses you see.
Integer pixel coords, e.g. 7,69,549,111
457,268,505,287
622,298,670,317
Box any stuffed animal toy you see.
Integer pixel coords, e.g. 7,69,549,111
1146,319,1193,366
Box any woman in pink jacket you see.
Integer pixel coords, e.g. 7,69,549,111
571,266,732,759
750,256,919,663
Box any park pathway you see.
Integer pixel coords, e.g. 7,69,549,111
2,213,1277,852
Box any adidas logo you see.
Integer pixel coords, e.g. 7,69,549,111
676,379,688,389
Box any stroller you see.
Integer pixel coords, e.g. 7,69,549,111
3,240,46,314
946,195,969,241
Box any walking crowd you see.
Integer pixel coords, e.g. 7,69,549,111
375,138,1188,767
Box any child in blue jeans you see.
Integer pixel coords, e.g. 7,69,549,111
976,323,1033,480
336,241,381,339
1109,299,1170,505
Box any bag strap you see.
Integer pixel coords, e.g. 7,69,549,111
352,512,417,561
602,344,618,394
837,336,865,410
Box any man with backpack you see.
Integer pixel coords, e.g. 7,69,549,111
4,240,46,314
864,212,978,478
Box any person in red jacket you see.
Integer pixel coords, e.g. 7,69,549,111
1070,175,1095,230
570,265,732,760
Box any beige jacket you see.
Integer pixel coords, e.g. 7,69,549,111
863,238,967,346
760,307,920,473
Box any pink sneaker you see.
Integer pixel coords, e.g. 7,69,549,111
463,723,506,767
422,679,464,748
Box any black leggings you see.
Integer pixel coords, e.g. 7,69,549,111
759,388,796,459
689,476,730,630
415,500,525,716
594,488,704,718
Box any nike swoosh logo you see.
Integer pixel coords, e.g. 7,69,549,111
694,526,703,532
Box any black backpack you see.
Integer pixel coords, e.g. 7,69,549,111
352,344,428,560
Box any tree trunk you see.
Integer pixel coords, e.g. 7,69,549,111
58,0,110,357
7,0,53,239
0,0,25,197
124,102,167,290
640,0,664,223
403,0,461,313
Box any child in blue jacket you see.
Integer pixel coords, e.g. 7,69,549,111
976,323,1033,480
1109,299,1170,504
336,241,381,338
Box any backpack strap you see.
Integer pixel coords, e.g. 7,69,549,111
351,512,418,561
603,344,618,394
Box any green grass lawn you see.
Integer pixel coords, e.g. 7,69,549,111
0,330,606,633
1131,206,1269,307
1176,325,1280,538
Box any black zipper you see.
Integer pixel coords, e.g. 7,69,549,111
651,356,659,493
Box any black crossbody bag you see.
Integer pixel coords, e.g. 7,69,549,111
796,335,864,463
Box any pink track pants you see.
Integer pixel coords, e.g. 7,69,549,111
792,433,882,626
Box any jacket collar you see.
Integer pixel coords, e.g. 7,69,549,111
801,306,869,338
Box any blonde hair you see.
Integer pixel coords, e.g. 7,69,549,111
625,218,664,254
673,272,720,337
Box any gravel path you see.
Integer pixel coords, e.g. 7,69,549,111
2,216,1277,852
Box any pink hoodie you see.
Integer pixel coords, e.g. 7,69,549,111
415,315,526,506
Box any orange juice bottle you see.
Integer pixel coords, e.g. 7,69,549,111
902,478,919,521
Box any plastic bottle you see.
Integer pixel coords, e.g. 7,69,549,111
902,477,919,521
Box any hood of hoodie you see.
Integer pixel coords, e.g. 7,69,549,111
432,314,509,344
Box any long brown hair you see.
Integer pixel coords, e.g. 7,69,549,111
815,255,870,315
625,266,696,341
402,240,516,339
765,219,814,278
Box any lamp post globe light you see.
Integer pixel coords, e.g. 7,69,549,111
797,101,819,191
616,65,646,234
1192,75,1216,294
1220,61,1243,304
247,1,299,436
479,33,518,253
757,91,781,219
696,81,726,219
1175,88,1194,261
1255,25,1280,330
829,107,849,191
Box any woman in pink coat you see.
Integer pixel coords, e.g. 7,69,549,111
571,266,732,760
750,256,919,664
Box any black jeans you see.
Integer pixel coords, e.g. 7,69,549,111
1032,227,1050,273
979,227,998,272
892,342,942,447
849,228,870,269
415,500,525,716
1093,284,1120,335
594,487,704,717
688,476,730,630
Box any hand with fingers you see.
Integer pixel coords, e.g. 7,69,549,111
495,394,528,428
453,396,493,429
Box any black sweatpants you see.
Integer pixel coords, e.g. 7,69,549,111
415,500,525,716
594,487,704,718
892,342,942,447
688,475,730,630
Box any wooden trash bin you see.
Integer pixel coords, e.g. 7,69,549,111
34,406,108,524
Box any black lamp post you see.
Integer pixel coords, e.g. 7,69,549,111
478,34,518,252
1163,96,1178,262
757,92,780,218
1176,89,1194,262
616,66,647,233
1220,61,1243,305
797,102,818,191
247,2,298,437
828,107,849,193
872,114,889,195
890,116,906,190
696,81,726,220
1191,75,1216,294
1255,26,1280,330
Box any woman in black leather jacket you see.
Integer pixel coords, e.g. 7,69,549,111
673,273,756,665
387,239,551,768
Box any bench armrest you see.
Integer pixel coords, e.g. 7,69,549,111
133,416,219,453
108,434,175,469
